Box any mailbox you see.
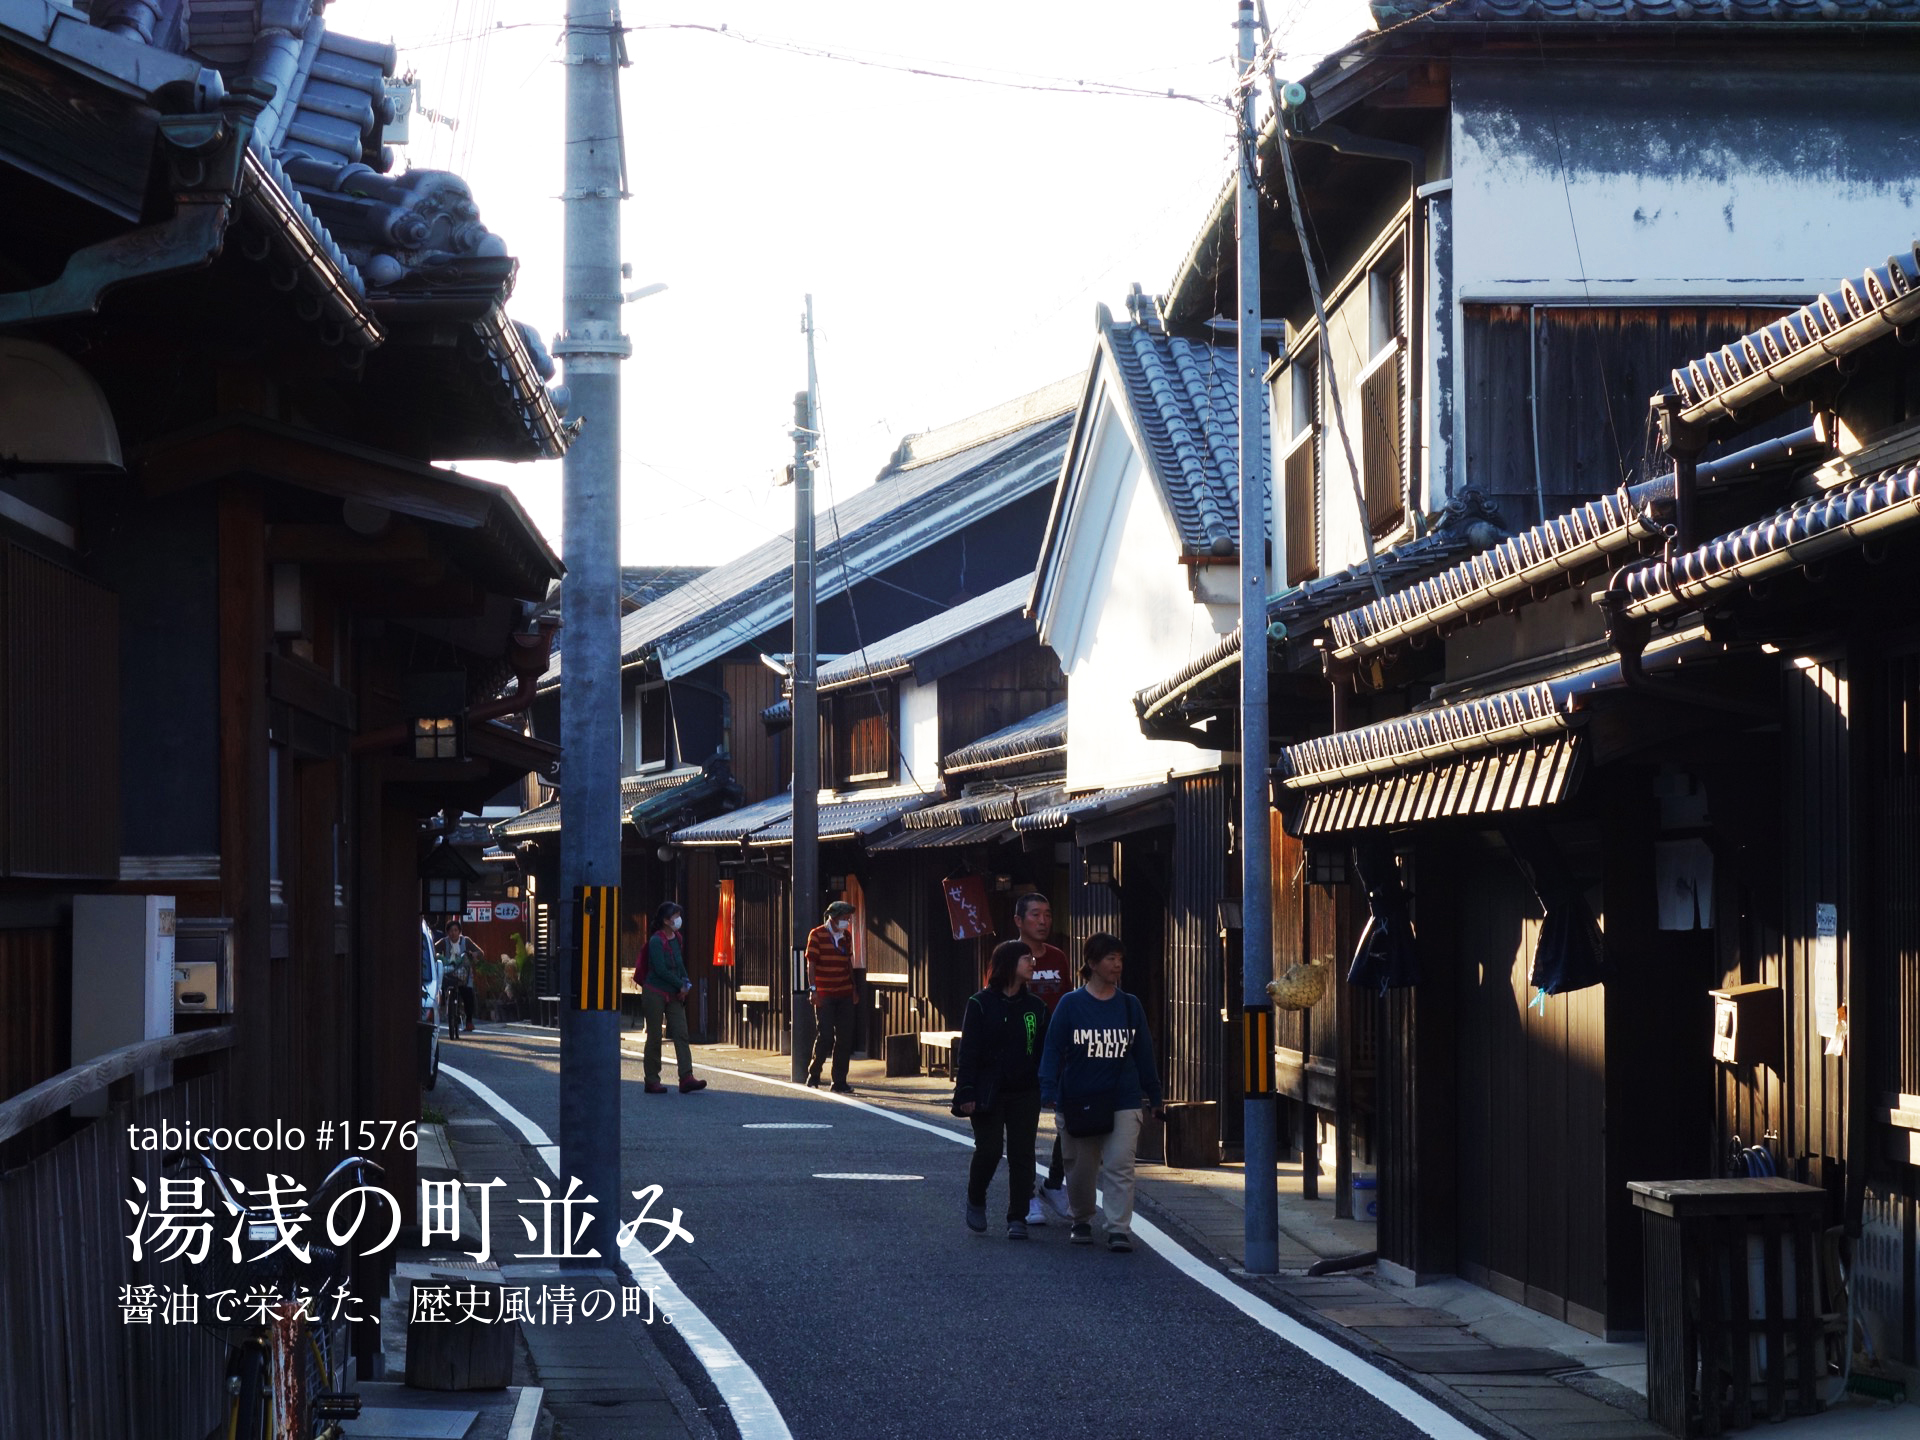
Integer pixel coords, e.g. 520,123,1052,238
1711,983,1782,1067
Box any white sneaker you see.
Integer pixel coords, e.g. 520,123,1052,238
1039,1184,1071,1222
1025,1197,1047,1226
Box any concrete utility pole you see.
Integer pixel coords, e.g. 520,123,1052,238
1236,0,1280,1276
788,298,821,1081
553,0,629,1264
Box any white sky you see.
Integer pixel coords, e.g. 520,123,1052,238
322,1,1373,564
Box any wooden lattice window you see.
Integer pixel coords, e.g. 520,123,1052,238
829,685,894,790
1360,259,1407,536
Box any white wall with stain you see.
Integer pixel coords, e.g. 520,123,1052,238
1451,62,1919,303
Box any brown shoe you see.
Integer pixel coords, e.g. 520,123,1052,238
679,1076,708,1093
644,1081,668,1094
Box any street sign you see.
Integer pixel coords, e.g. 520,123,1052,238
495,901,522,922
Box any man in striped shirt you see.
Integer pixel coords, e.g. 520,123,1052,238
805,900,860,1093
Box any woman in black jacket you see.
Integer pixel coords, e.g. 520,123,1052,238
953,939,1049,1239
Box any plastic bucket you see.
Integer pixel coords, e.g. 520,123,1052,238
1352,1173,1378,1220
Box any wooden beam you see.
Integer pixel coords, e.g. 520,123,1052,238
218,482,272,1132
138,415,492,530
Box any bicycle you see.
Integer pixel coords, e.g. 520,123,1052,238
167,1149,388,1440
443,978,471,1039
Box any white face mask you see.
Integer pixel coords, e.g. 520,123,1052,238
670,915,683,931
832,920,849,937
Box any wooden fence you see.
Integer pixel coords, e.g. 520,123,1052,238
0,1033,233,1440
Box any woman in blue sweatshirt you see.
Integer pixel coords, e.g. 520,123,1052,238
1038,932,1164,1252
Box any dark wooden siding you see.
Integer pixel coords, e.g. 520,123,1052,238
0,927,68,1168
1877,649,1920,1098
719,661,787,805
1166,774,1228,1108
1462,305,1793,529
934,636,1065,761
2,541,119,878
1451,832,1610,1334
1781,657,1850,1196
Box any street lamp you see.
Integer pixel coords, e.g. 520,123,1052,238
622,282,666,304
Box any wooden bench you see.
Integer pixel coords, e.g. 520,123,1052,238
918,1030,962,1077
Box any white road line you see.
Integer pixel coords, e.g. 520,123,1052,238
812,1173,924,1181
507,1384,542,1440
438,1062,793,1440
692,1060,1478,1440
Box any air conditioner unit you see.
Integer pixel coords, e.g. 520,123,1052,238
72,894,176,1115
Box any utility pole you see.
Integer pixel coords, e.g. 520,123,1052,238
553,0,628,1264
788,297,820,1082
1236,0,1279,1276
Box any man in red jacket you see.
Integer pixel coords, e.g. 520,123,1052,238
805,900,860,1093
1011,892,1073,1225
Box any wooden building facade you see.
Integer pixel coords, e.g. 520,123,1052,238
0,5,570,1427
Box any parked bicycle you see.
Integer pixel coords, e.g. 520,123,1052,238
167,1149,388,1440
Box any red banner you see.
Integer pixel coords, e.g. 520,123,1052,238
941,874,992,941
712,878,735,967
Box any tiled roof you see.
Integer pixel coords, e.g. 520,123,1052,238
669,791,933,847
548,398,1073,684
493,765,725,840
942,702,1069,775
816,574,1034,694
1619,460,1920,618
1665,241,1920,437
1102,308,1265,556
1010,782,1173,834
901,776,1068,829
1370,0,1920,22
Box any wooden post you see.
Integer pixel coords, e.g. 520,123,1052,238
217,482,271,1134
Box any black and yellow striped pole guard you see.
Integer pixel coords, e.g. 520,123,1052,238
1242,1005,1275,1096
573,884,621,1011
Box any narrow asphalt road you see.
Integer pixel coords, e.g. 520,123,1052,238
435,1025,1437,1440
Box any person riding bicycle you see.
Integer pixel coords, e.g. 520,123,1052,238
439,919,480,1035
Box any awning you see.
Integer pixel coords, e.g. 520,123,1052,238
1286,734,1583,837
1274,627,1716,836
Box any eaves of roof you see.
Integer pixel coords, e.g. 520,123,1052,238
1373,0,1920,22
1325,478,1671,664
1619,457,1920,620
669,790,933,848
1010,781,1173,835
1665,241,1920,446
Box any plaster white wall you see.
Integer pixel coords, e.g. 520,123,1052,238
1452,63,1920,303
899,676,941,789
1046,395,1226,792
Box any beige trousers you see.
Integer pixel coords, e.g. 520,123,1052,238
1057,1106,1145,1236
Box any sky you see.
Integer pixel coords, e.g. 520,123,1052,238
322,0,1375,564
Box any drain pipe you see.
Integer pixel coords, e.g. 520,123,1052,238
1597,565,1772,720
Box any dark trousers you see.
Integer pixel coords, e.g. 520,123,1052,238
808,995,856,1085
968,1089,1041,1221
